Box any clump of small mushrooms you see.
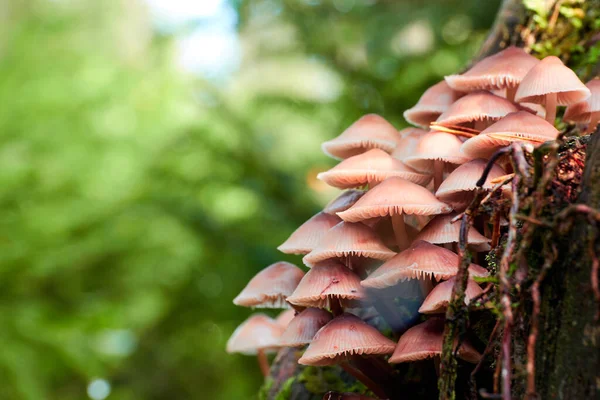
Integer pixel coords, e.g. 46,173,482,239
227,47,596,399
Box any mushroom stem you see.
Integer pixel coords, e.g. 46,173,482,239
545,92,557,124
340,362,388,399
330,298,343,317
419,277,434,297
433,160,444,191
257,349,270,377
474,120,486,132
391,214,410,251
506,86,517,103
588,112,600,134
351,357,401,399
433,356,441,377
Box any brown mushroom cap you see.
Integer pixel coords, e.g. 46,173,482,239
391,128,427,162
317,149,430,189
322,114,400,160
413,213,491,252
435,159,506,211
324,190,366,215
564,79,600,123
303,222,396,268
361,240,489,289
226,314,285,355
233,262,305,308
435,91,520,127
389,318,480,363
515,56,590,105
445,46,540,92
404,81,463,128
418,277,484,314
460,111,559,159
275,309,297,329
298,313,396,366
287,260,366,308
404,131,472,173
337,177,452,223
278,212,342,255
279,308,333,347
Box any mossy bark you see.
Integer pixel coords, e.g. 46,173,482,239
535,130,600,400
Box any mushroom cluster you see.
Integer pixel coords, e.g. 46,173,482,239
227,47,598,399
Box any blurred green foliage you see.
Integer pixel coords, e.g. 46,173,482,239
0,0,500,399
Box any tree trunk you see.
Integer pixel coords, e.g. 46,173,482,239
535,129,600,399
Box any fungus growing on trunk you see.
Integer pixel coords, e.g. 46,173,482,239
564,78,600,134
435,159,506,212
433,91,520,132
233,261,305,308
391,127,426,163
360,240,488,290
226,314,285,376
403,131,471,189
287,260,366,314
324,190,366,215
278,211,341,255
279,308,333,347
515,56,590,124
445,46,539,102
317,149,430,189
322,114,400,159
338,177,452,251
389,318,480,364
413,212,490,252
418,277,484,314
404,81,463,128
460,111,559,159
302,222,396,268
275,309,296,329
299,313,398,399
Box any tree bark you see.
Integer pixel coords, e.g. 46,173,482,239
535,129,600,400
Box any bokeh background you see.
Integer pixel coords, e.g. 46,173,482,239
0,0,502,399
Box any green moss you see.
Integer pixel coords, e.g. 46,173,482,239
297,366,370,395
258,378,275,400
274,377,296,400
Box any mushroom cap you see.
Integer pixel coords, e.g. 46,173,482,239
564,79,600,123
460,111,559,159
515,56,591,105
287,260,366,308
435,159,506,211
233,262,305,308
389,318,481,363
226,314,285,355
435,91,520,127
324,190,365,215
303,222,396,268
322,114,400,160
418,277,484,314
299,313,397,366
361,240,489,289
337,177,452,223
445,46,540,91
317,149,431,189
404,131,472,173
404,81,463,128
413,213,491,252
278,212,342,255
275,309,297,329
392,128,427,162
279,308,333,347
